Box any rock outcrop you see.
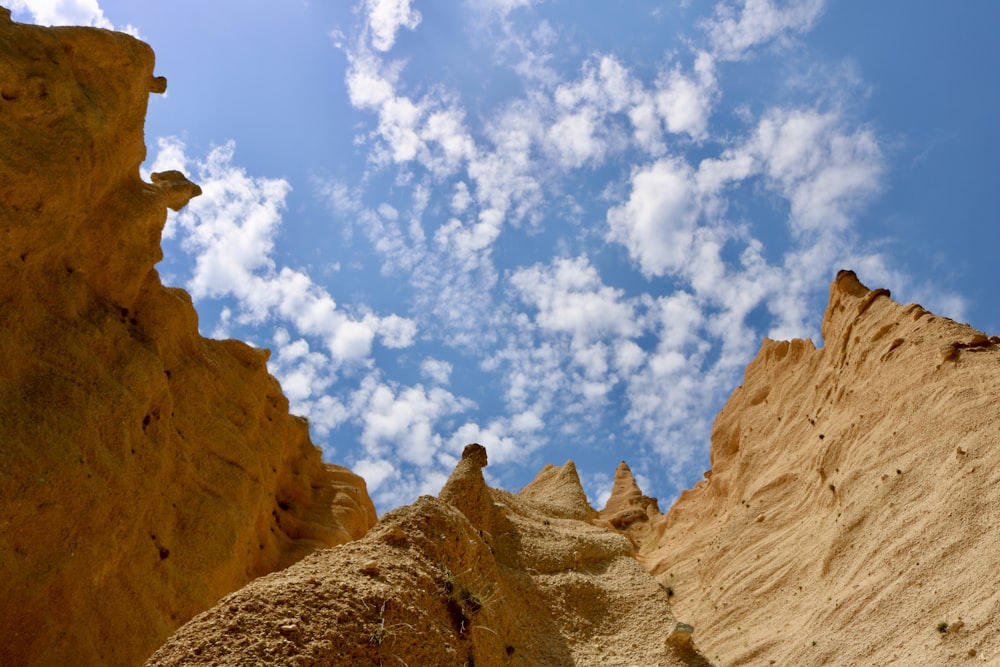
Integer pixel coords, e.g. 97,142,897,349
0,10,376,667
598,460,665,551
147,445,714,666
642,271,1000,666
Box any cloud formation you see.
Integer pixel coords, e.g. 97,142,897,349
138,0,970,511
8,0,112,28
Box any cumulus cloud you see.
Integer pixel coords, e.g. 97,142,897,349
351,374,474,466
655,51,718,139
8,0,112,29
607,158,701,277
512,256,639,343
449,420,526,466
151,137,417,371
365,0,421,52
153,0,944,512
9,0,142,36
747,108,883,233
420,358,454,385
331,0,893,502
706,0,826,61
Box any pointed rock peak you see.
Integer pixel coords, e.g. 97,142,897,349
437,443,499,531
823,270,894,345
602,461,644,515
460,442,488,467
834,269,870,298
439,443,489,505
597,460,663,542
520,459,595,521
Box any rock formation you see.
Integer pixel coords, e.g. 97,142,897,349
147,444,713,666
5,7,997,667
0,10,376,667
597,460,664,550
641,271,999,666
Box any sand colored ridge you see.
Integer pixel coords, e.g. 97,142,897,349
147,444,713,666
4,6,998,666
0,10,376,666
642,270,1000,666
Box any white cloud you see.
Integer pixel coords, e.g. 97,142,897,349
351,375,474,466
450,181,472,213
153,138,415,369
8,0,112,29
546,108,606,169
468,0,534,17
449,420,526,466
352,457,399,495
420,358,453,385
706,0,826,61
373,313,418,348
655,51,718,140
746,108,883,234
512,256,639,343
581,470,613,509
318,0,910,508
365,0,421,52
606,158,701,277
510,409,543,433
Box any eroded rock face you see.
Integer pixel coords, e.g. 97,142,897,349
0,11,376,666
642,271,1000,666
147,447,714,667
597,460,664,551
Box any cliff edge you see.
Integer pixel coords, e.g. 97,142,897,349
0,10,376,666
642,270,999,665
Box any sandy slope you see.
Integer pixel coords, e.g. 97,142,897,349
148,445,714,666
642,271,999,666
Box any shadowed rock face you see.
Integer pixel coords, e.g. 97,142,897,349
0,10,376,666
642,271,1000,666
147,447,714,667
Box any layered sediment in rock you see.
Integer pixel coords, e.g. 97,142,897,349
642,271,1000,666
0,11,376,667
147,445,713,667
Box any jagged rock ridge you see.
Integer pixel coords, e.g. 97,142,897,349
642,270,999,666
0,10,376,667
147,445,713,666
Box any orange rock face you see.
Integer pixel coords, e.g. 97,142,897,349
642,271,1000,666
0,10,376,667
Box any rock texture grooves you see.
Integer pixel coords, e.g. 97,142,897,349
147,445,714,666
0,10,376,667
642,271,1000,666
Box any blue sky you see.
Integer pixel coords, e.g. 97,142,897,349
11,0,998,513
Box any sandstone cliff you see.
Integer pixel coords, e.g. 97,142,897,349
641,270,999,666
147,444,713,666
0,10,376,667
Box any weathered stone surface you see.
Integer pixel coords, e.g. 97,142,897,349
597,460,664,550
0,10,376,666
642,271,1000,666
147,447,714,667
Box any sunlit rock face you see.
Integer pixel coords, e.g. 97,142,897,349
147,445,713,667
0,10,376,666
642,270,1000,666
